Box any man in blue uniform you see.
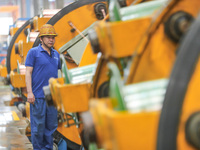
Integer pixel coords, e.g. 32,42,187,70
25,24,61,150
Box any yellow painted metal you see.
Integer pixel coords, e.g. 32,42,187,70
52,2,106,69
90,99,159,150
57,122,82,145
9,26,29,72
0,66,7,77
48,77,82,145
49,78,64,111
94,17,151,58
88,5,154,98
107,112,159,150
58,83,90,113
49,78,90,113
10,1,107,88
25,99,82,146
53,2,105,49
7,3,109,147
91,56,123,98
84,1,200,150
126,0,200,84
18,40,34,63
25,102,30,120
79,43,97,67
89,99,113,149
44,1,109,114
10,71,26,88
9,27,19,36
91,57,110,97
33,16,51,31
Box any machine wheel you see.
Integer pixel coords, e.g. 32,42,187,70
157,14,200,150
32,0,106,47
6,18,32,73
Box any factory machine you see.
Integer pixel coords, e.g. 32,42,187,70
32,1,108,149
43,0,200,150
0,18,29,84
5,0,109,149
81,0,200,150
43,0,162,113
42,0,168,149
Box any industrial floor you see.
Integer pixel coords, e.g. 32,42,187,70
0,77,33,150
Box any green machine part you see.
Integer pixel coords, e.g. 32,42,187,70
108,62,127,111
108,62,169,112
109,0,168,21
60,54,96,84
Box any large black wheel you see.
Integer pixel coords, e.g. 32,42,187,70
157,13,200,150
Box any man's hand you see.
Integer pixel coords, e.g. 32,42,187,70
27,92,35,105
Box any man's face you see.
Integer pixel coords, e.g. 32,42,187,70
40,35,55,49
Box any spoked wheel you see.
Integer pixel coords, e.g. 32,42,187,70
157,13,200,150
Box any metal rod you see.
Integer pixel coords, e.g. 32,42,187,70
101,8,106,19
68,21,89,42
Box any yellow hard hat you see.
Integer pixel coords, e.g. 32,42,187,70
39,24,58,37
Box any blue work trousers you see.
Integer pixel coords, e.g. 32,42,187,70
30,98,58,150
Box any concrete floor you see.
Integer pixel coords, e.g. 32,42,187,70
0,77,33,150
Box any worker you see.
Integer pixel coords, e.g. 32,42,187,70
25,24,61,150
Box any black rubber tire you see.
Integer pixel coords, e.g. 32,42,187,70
157,13,200,150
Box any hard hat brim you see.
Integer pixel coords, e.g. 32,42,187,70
39,34,58,37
